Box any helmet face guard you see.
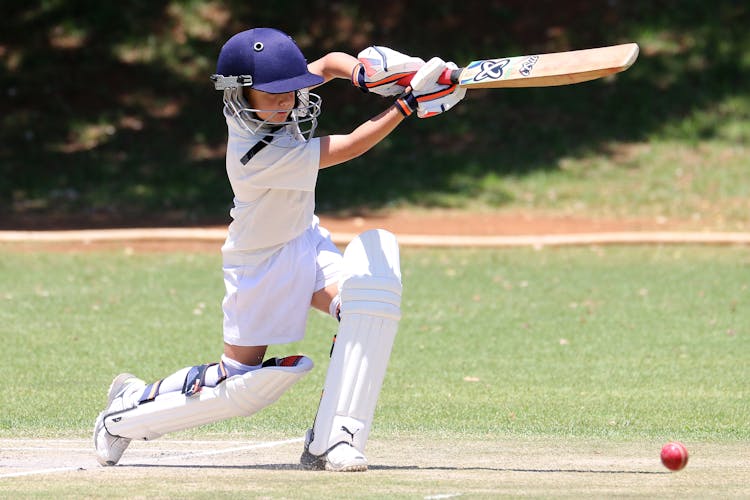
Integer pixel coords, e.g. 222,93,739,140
211,28,324,144
217,83,322,142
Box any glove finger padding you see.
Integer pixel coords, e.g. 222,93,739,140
411,57,466,118
409,57,447,92
354,46,424,96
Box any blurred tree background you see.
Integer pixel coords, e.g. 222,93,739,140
1,0,747,228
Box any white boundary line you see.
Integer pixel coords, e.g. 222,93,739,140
0,437,303,479
1,228,750,246
0,466,85,479
0,446,92,452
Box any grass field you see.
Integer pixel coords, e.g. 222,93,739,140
0,243,748,497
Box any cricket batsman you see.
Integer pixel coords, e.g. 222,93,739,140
93,27,465,471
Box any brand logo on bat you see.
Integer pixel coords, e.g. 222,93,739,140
472,58,511,82
519,55,539,76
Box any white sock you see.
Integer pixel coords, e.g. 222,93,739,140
220,354,261,378
329,294,341,320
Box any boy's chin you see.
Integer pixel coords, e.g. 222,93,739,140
263,114,292,124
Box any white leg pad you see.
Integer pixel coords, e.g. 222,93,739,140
104,356,313,440
308,229,401,456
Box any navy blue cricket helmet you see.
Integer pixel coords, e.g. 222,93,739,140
213,28,323,93
210,28,323,141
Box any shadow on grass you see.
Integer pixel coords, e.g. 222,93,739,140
123,462,666,475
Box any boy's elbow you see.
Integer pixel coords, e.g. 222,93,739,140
338,135,372,161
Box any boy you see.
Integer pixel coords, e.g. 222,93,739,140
94,27,465,471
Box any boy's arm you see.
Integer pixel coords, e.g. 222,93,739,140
307,52,360,84
308,51,407,169
319,105,405,169
318,56,467,169
308,47,424,95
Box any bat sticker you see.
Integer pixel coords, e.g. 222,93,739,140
519,55,539,77
469,59,511,83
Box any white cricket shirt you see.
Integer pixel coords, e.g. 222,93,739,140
221,114,321,264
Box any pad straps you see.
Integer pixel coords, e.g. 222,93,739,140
183,361,228,397
138,379,163,405
139,360,229,403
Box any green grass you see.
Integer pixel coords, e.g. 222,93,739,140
492,142,748,231
1,245,748,442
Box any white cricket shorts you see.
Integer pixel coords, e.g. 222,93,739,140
221,221,341,346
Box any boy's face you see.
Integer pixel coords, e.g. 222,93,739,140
245,89,295,123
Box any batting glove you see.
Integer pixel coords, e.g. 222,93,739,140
394,57,466,118
352,46,424,96
409,57,466,118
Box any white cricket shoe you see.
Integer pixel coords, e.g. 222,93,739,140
299,429,368,472
93,373,145,466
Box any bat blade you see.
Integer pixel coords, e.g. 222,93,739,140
454,43,639,88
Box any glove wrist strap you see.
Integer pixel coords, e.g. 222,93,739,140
351,63,369,93
394,92,417,117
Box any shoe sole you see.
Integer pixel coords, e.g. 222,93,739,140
326,463,368,472
300,437,368,472
300,450,368,472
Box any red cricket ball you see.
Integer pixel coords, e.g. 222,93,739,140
660,441,689,471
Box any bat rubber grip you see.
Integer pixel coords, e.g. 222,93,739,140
396,68,460,87
439,68,461,85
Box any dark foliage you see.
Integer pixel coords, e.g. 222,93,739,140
1,1,747,226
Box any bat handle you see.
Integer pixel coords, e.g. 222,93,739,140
395,68,461,87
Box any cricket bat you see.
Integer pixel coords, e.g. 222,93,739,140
398,43,639,89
